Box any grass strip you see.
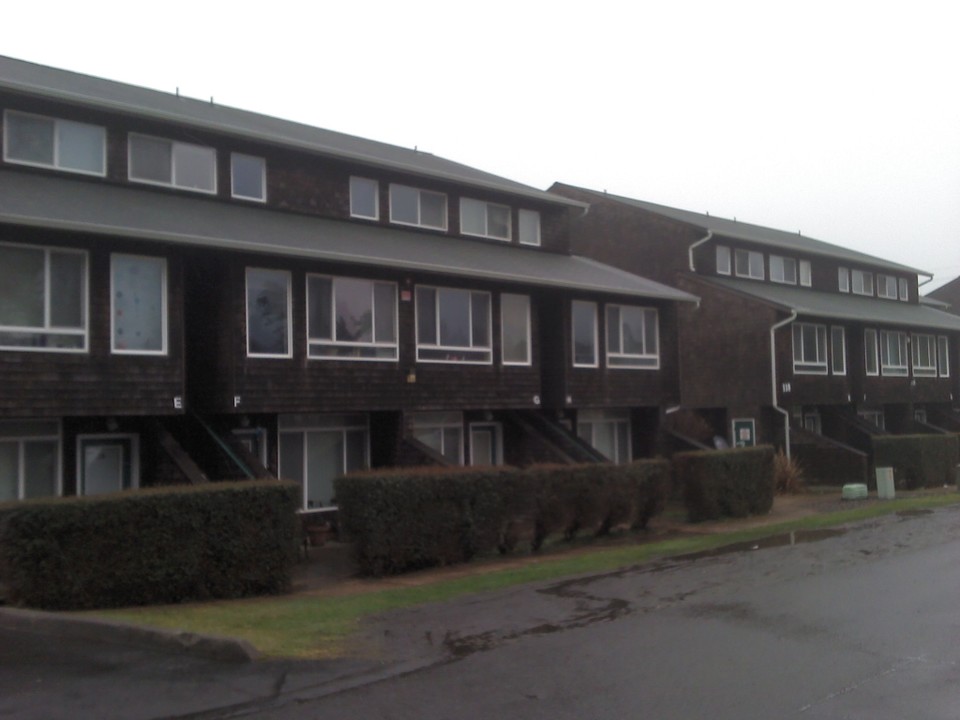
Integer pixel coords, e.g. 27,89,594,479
90,491,960,659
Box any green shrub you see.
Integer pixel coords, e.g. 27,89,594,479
0,481,299,610
872,434,959,489
676,446,775,522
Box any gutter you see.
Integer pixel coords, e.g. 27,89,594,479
688,230,713,272
918,272,934,289
770,310,798,459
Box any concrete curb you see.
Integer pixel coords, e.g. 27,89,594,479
0,606,259,663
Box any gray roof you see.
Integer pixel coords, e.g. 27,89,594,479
0,170,695,303
0,55,583,209
708,277,960,332
556,184,926,276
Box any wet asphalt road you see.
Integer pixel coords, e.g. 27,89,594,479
3,505,960,719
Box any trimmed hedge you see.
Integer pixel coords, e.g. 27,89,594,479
0,480,299,610
872,434,959,489
676,445,775,522
336,460,671,576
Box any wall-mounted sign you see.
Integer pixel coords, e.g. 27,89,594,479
732,418,756,448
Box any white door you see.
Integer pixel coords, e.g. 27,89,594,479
469,423,503,466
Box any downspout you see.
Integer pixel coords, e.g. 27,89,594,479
688,230,713,272
918,272,934,289
770,310,798,459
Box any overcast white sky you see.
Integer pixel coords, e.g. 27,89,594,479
5,0,959,287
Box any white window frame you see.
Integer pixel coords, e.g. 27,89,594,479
898,278,909,302
410,411,464,465
938,336,950,377
0,242,88,353
469,422,503,466
306,275,398,361
879,329,909,376
245,267,293,359
877,274,898,300
864,328,879,376
3,110,107,177
0,420,62,500
128,133,217,194
831,326,846,375
76,433,140,496
571,300,599,368
605,304,660,369
230,153,266,202
349,176,379,220
577,409,632,464
415,285,492,364
518,209,541,246
769,255,797,284
838,267,850,293
460,198,511,241
911,333,937,377
388,184,447,230
110,254,168,356
734,249,765,280
851,269,874,296
792,322,828,374
716,245,731,275
859,410,885,430
501,293,531,366
799,260,812,287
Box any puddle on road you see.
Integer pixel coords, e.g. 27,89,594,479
675,528,847,562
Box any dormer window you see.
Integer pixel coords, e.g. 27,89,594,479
838,267,850,292
4,110,105,177
128,134,216,194
460,198,510,240
877,274,898,299
350,177,379,220
851,269,874,296
518,210,541,246
389,184,447,230
898,278,909,302
716,245,731,275
769,255,797,284
735,249,764,280
799,260,812,287
231,153,266,202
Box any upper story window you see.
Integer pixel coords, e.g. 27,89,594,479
792,322,827,374
571,300,598,367
716,245,731,275
851,269,874,296
246,268,292,358
605,304,659,368
898,278,909,302
128,134,216,194
501,293,531,366
769,255,797,284
111,254,167,355
877,274,898,300
911,333,937,377
307,275,397,360
416,286,491,363
460,198,510,240
864,329,879,376
838,267,850,293
0,420,60,501
389,184,447,230
518,210,541,246
3,110,106,177
0,242,87,352
231,153,266,202
734,249,764,280
938,336,950,377
879,329,908,376
831,326,846,375
349,177,379,220
799,260,812,287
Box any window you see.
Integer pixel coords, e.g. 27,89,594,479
831,326,846,375
769,255,797,284
279,414,368,510
501,293,531,365
912,334,937,377
734,249,764,280
877,274,898,299
571,300,598,367
246,268,292,358
898,278,909,302
0,420,60,501
799,260,812,287
470,422,503,466
416,286,491,363
859,410,885,430
4,111,106,176
838,267,850,293
349,177,379,220
389,184,447,230
518,210,541,246
879,329,908,376
306,276,397,360
577,409,631,463
460,198,510,240
792,323,828,374
0,243,87,352
605,305,659,368
864,329,879,376
128,134,216,193
716,245,731,275
938,336,950,377
803,412,822,435
111,254,167,354
915,408,928,424
231,153,265,202
411,411,463,465
77,434,138,496
851,269,874,296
